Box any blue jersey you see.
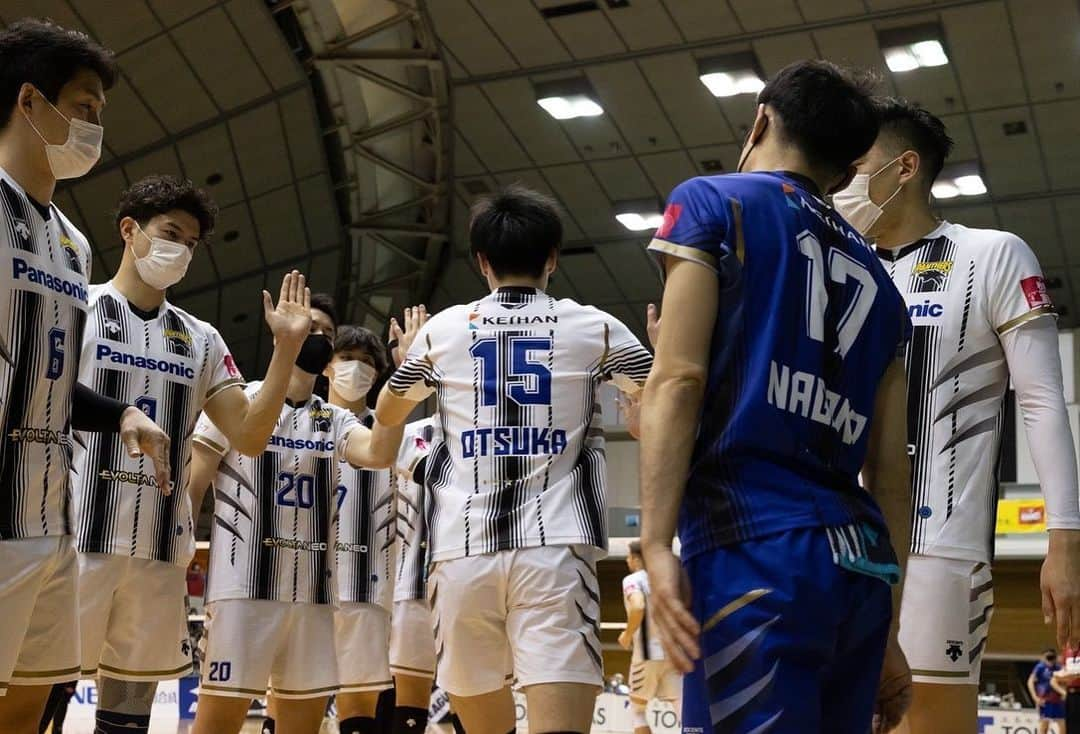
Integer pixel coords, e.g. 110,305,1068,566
1033,661,1063,701
648,172,910,562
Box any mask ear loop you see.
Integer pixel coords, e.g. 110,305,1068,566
870,156,906,210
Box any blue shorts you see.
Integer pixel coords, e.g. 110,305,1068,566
682,527,893,734
1040,700,1065,720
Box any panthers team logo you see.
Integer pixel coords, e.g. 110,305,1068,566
912,260,952,291
310,407,332,433
164,328,193,358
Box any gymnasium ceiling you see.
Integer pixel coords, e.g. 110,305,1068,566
3,0,1080,367
425,0,1080,337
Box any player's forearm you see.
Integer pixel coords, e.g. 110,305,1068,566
186,443,221,517
344,421,405,470
231,346,298,456
639,371,704,552
874,471,911,629
624,604,644,636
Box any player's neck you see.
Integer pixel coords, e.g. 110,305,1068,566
745,147,831,194
287,369,317,404
113,258,166,312
0,135,56,206
328,388,366,414
488,277,546,291
872,203,941,250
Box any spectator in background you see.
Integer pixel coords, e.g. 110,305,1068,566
187,561,206,598
1029,648,1067,734
37,681,77,734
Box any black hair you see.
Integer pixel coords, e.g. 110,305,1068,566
874,97,955,186
0,18,116,128
469,184,562,280
115,175,218,242
757,60,880,179
333,325,389,375
628,540,642,557
1045,648,1058,657
310,292,338,329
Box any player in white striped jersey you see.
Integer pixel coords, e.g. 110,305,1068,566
835,99,1080,734
619,541,680,734
323,324,395,734
0,21,172,732
389,415,438,734
185,296,403,734
71,176,316,734
369,186,653,734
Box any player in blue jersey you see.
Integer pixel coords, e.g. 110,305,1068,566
639,61,914,734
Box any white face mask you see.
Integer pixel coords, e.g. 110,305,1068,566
23,88,103,180
132,224,192,290
332,360,377,402
832,157,904,236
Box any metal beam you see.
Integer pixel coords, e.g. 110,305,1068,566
327,62,436,104
349,145,437,190
350,224,448,241
355,271,420,295
316,48,439,62
323,12,416,53
351,192,442,226
365,232,427,266
353,106,437,143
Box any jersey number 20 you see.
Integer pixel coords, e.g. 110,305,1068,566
470,336,552,407
797,231,878,357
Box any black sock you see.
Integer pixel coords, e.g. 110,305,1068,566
340,716,378,734
262,717,275,734
448,713,467,734
94,710,149,734
393,705,429,734
377,688,397,734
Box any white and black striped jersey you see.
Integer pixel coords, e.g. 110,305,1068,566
72,281,243,565
334,409,395,607
0,167,91,540
393,418,436,603
389,287,652,562
195,382,361,604
877,221,1056,563
622,570,664,663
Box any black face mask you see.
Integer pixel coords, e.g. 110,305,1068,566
295,333,333,375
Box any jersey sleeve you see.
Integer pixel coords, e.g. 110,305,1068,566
205,327,245,402
387,317,441,402
335,409,363,464
598,316,653,394
985,233,1057,336
647,177,732,274
396,421,433,481
192,410,231,457
622,573,643,599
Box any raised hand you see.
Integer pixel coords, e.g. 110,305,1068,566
263,270,312,348
390,305,429,367
646,302,660,349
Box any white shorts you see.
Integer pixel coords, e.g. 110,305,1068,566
390,599,436,679
79,553,191,681
201,599,338,700
335,602,392,693
629,659,681,705
0,536,81,694
429,545,604,697
898,555,994,685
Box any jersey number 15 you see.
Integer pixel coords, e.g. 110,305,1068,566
470,336,552,407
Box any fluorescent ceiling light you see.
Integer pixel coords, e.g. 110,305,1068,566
879,24,950,73
933,162,987,200
697,52,765,98
534,77,603,120
614,199,664,232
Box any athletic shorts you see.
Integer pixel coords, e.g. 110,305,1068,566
390,599,436,679
0,536,81,693
1039,700,1066,720
335,602,392,694
428,544,604,697
78,552,191,681
201,599,337,700
629,659,680,705
682,527,892,734
898,555,993,685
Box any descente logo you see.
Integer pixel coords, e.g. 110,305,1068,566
13,257,88,302
95,345,196,379
268,435,334,452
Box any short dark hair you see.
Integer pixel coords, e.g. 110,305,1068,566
758,60,880,178
333,325,389,375
470,185,562,279
310,292,338,328
1045,648,1058,656
0,18,116,128
628,540,642,557
874,97,955,186
115,175,218,242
